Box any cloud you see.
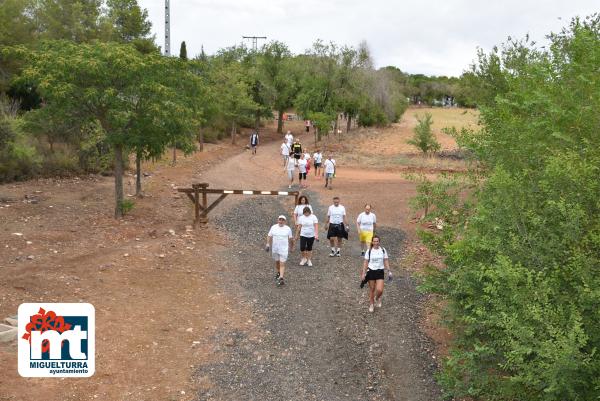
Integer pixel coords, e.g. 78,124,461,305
140,0,599,76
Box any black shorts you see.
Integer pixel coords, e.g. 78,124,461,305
300,236,315,251
305,126,310,132
314,162,321,168
327,223,347,239
299,172,307,180
294,153,301,159
366,269,385,281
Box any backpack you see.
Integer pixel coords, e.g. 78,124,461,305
367,247,386,262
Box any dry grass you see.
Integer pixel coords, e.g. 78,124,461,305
332,107,479,171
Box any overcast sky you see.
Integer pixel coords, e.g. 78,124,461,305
138,0,598,77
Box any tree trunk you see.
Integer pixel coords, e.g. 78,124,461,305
135,150,142,197
231,120,236,144
347,115,352,133
255,110,260,132
172,145,176,165
333,118,339,141
198,127,204,152
114,144,125,219
277,109,284,134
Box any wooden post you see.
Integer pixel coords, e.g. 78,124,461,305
199,183,208,224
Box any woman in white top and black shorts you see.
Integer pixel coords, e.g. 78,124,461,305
294,206,319,267
293,195,313,226
360,235,392,313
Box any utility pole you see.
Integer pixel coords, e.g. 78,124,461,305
242,36,267,52
165,0,171,56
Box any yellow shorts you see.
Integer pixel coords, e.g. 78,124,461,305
359,230,374,244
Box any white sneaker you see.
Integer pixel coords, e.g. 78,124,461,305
299,258,307,266
368,304,374,313
376,298,382,308
288,185,292,189
307,260,313,267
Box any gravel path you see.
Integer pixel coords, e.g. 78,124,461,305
193,188,442,401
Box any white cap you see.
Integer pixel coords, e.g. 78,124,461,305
278,215,286,220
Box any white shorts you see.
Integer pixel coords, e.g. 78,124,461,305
272,252,288,262
287,170,294,180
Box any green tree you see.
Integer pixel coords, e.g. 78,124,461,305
179,40,187,60
419,15,600,401
13,41,202,217
407,113,440,155
260,41,297,133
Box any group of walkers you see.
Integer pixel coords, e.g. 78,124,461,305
280,131,336,190
266,194,393,313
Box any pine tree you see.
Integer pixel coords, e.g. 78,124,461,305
179,41,187,60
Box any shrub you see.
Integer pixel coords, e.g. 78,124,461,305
407,112,440,155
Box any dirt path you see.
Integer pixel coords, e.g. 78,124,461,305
0,120,443,400
184,133,442,400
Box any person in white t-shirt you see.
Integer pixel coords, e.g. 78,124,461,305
324,154,336,190
326,196,348,257
297,154,308,188
280,140,291,167
293,195,313,226
285,155,296,189
356,204,377,256
266,215,294,286
294,206,319,267
285,131,294,147
360,235,391,312
312,149,323,178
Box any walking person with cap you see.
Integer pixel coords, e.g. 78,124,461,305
360,235,392,312
294,206,319,267
356,204,377,256
266,215,294,286
326,196,348,257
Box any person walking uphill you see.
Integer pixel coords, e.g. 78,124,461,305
326,196,348,257
266,215,294,286
294,206,319,267
250,130,259,155
360,235,392,313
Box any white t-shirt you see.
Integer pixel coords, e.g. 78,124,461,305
324,159,336,174
285,134,293,146
281,143,290,156
304,152,311,160
365,247,388,270
356,212,376,232
298,159,308,173
297,214,318,237
313,152,323,163
294,204,313,221
327,204,346,224
286,157,296,171
268,224,293,254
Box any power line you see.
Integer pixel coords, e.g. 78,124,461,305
242,36,267,52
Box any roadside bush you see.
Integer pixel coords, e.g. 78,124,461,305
0,117,40,182
358,102,387,127
418,15,600,401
